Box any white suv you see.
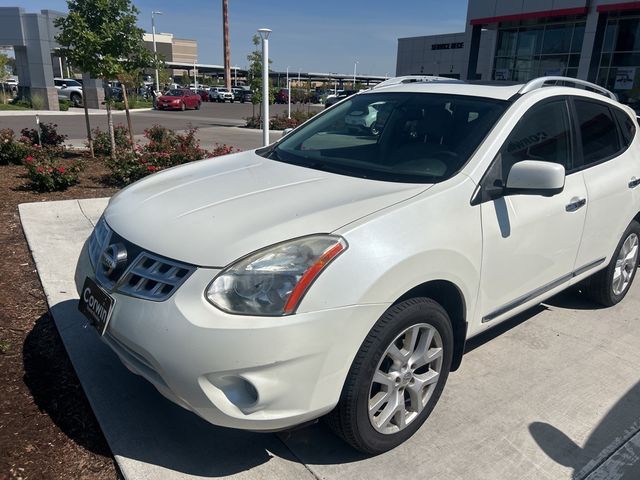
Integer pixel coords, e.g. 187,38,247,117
208,87,234,103
75,76,640,454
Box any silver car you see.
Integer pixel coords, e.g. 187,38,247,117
54,78,83,107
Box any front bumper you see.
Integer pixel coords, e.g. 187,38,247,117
75,241,386,431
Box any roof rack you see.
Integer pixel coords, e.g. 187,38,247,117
372,75,464,90
518,76,617,100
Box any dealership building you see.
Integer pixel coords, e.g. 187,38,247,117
397,0,640,104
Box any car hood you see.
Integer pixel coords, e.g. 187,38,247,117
157,96,180,101
105,150,429,266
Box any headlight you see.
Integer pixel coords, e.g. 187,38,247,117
87,215,111,268
206,235,347,316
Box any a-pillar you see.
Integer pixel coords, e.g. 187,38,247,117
82,73,105,110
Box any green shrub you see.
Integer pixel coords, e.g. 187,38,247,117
245,111,316,130
91,125,132,156
23,146,82,192
106,125,238,185
0,129,31,165
21,122,67,147
59,99,70,111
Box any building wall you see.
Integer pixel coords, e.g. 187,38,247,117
396,30,496,80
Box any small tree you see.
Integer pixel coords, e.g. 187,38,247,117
246,34,274,117
0,53,9,104
55,0,148,158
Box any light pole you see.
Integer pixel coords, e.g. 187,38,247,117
258,28,271,146
353,60,358,88
151,11,163,93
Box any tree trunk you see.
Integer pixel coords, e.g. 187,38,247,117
121,85,135,148
106,101,116,161
81,82,94,158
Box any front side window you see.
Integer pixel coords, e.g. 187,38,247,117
498,99,571,179
260,92,508,183
574,99,620,166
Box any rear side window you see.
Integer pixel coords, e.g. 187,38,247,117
574,99,620,166
613,108,636,147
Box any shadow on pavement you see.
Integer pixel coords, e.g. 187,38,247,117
529,381,640,479
23,299,362,477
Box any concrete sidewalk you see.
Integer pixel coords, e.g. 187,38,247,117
19,198,640,480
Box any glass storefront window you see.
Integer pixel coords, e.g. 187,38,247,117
516,28,543,56
615,18,640,52
542,25,572,54
493,20,585,82
496,30,517,57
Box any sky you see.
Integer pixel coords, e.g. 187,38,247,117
13,0,468,76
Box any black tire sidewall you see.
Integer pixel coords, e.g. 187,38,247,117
348,298,453,453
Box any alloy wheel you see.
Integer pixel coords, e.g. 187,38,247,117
613,233,639,296
368,323,443,434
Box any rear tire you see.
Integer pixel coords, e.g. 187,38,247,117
325,297,453,454
584,220,640,306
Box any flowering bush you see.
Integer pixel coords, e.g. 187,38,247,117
92,125,132,156
0,128,31,165
244,111,316,130
23,147,82,192
21,122,67,147
106,125,239,185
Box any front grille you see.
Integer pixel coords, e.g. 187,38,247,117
117,252,194,301
89,216,195,302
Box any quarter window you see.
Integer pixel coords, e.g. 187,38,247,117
574,99,620,166
613,108,636,147
498,100,571,179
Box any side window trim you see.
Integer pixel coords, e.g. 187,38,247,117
471,96,572,206
569,96,629,172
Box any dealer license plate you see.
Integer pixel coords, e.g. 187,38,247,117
78,277,116,335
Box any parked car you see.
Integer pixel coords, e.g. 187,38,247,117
155,89,201,110
195,89,209,102
324,89,358,108
54,78,83,107
76,76,640,455
209,87,234,103
275,88,289,104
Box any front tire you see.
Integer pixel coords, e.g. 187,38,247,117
70,93,81,107
584,220,640,306
325,297,453,454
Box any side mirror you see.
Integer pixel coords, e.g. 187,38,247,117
282,128,294,137
506,160,565,197
62,83,67,88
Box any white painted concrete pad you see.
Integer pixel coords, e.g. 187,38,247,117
19,198,640,480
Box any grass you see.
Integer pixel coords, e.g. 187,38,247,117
0,103,31,111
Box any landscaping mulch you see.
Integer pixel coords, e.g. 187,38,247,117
0,159,119,480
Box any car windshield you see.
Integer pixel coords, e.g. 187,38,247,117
165,90,184,96
259,92,508,183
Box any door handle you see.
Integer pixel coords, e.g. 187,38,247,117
629,177,640,189
566,197,586,212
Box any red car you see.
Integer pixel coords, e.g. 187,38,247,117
155,89,201,111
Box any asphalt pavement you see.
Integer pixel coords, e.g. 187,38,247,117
0,102,321,140
20,197,640,480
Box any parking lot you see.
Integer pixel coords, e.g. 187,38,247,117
0,102,323,141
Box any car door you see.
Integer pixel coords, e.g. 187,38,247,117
571,97,640,269
477,97,588,324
